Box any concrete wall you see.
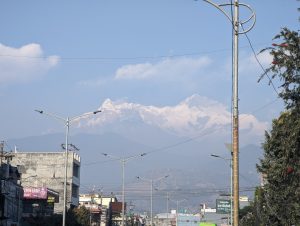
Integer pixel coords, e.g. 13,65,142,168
10,151,81,214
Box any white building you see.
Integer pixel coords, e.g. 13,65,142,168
79,193,118,226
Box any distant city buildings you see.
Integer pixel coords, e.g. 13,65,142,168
79,193,127,226
153,209,229,226
0,142,251,226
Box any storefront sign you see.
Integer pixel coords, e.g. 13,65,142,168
24,187,47,199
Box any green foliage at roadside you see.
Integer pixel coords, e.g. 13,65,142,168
241,28,300,226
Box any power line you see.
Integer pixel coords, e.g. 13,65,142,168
80,185,256,195
0,43,270,62
241,24,279,96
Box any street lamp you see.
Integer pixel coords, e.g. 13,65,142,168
35,109,101,226
211,154,232,226
154,189,170,226
136,175,169,226
102,152,146,226
199,1,255,225
169,198,186,226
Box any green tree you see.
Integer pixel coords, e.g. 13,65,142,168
239,205,255,226
257,110,300,225
71,206,90,226
240,187,268,226
255,28,300,225
259,27,300,109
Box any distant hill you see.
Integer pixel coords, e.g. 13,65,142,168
7,131,263,212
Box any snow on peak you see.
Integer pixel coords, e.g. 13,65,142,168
83,95,267,138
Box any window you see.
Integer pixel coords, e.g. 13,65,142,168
73,163,80,178
72,184,79,198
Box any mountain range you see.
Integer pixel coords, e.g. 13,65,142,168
6,94,265,212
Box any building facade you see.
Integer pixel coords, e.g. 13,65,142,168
79,193,119,226
10,151,81,214
0,162,23,226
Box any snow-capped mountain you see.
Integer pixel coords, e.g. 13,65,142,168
79,94,267,144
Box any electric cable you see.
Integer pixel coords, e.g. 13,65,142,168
241,24,279,96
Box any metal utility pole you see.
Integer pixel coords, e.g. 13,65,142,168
136,175,169,226
64,117,70,226
122,159,125,226
150,179,153,226
232,1,240,225
169,198,185,226
35,109,101,226
200,1,255,225
166,192,169,226
102,153,146,226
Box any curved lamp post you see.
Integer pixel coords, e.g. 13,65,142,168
35,109,101,226
136,175,169,226
102,152,146,226
199,1,256,225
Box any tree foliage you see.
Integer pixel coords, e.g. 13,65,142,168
68,206,90,226
21,206,91,226
259,27,300,109
240,187,269,226
250,28,300,226
257,109,300,225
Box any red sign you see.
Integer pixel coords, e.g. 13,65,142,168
24,187,47,199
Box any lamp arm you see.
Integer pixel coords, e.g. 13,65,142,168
35,110,66,124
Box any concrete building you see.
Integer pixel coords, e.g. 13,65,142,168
0,162,23,226
79,194,102,226
79,193,119,226
10,151,81,214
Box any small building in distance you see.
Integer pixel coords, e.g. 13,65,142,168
10,151,81,214
79,193,120,226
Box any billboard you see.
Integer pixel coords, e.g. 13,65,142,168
216,199,231,214
24,187,47,199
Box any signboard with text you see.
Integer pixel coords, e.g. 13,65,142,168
24,187,47,199
216,199,231,214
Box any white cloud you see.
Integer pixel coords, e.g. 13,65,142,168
114,56,212,80
256,51,273,66
239,51,272,74
240,113,268,134
0,43,59,84
81,94,267,141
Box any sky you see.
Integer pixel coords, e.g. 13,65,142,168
0,0,299,212
0,0,299,141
